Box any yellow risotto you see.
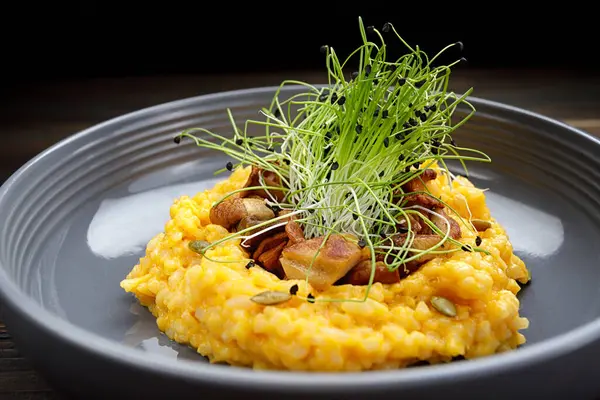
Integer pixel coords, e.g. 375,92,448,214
120,166,530,371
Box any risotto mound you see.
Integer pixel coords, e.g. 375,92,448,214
120,166,530,371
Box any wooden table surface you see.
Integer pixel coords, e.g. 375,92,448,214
0,69,599,399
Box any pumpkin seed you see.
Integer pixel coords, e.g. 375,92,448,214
250,290,292,305
471,219,492,232
189,240,210,254
430,296,457,317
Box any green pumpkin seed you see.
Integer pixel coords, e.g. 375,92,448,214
189,240,210,254
471,219,492,232
430,296,457,317
250,290,292,306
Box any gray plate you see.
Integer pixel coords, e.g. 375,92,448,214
1,86,600,400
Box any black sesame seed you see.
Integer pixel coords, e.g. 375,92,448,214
358,238,366,247
413,162,420,169
419,113,427,122
267,204,281,214
226,162,233,171
398,77,406,86
307,293,316,303
320,45,328,53
274,108,281,118
450,138,457,146
382,110,389,118
173,136,181,144
236,138,244,145
415,110,422,118
245,260,255,269
331,161,339,171
475,236,482,246
353,213,359,220
330,93,338,104
374,79,379,85
402,122,410,129
409,118,417,126
409,103,413,107
365,64,372,77
374,108,379,117
398,154,405,162
383,137,389,147
267,147,274,152
423,105,430,112
289,284,299,295
390,122,397,132
379,170,385,177
337,96,346,106
284,159,290,165
356,124,363,134
461,244,473,252
382,22,391,33
429,104,437,112
351,71,359,80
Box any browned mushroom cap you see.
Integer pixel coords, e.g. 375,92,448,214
397,213,424,234
256,241,287,278
285,220,305,245
397,169,443,209
244,166,286,202
421,207,462,240
280,234,362,291
209,197,274,230
339,260,400,285
403,168,437,193
252,231,288,260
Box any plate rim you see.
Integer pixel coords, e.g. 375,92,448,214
1,85,600,391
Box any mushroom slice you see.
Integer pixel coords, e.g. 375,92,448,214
422,207,462,240
252,232,288,260
256,241,287,278
244,166,286,202
340,260,400,285
398,169,443,209
285,220,305,245
210,197,274,230
280,234,362,291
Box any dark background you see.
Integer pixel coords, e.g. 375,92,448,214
2,4,597,182
2,4,596,85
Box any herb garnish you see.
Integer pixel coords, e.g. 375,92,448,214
175,17,491,303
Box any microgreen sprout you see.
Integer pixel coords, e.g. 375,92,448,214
176,17,491,302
